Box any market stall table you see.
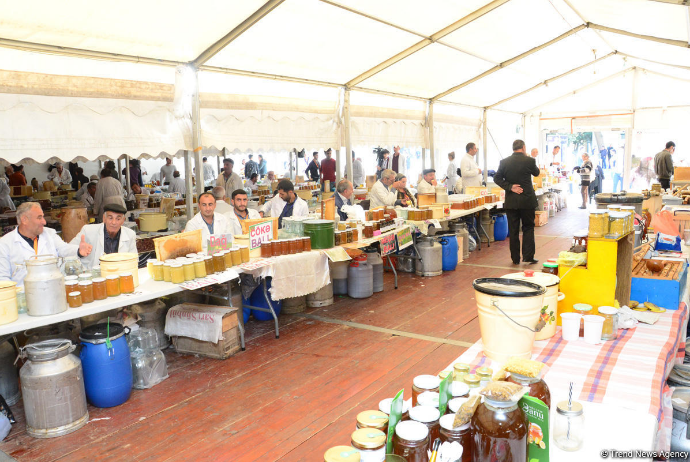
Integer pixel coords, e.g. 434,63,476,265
341,225,407,289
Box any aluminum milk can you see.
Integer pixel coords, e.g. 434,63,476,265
24,255,67,316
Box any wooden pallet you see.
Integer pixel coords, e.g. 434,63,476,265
631,259,682,280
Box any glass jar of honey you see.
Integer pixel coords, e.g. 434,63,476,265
477,367,493,387
163,262,173,282
352,228,359,241
78,272,92,282
334,232,341,246
417,391,439,408
147,259,156,277
223,250,234,268
67,291,82,308
120,272,135,294
438,415,472,462
364,224,373,238
355,410,389,431
239,245,250,263
507,372,551,409
346,229,353,244
412,375,440,407
409,406,441,453
230,247,242,266
92,277,107,300
471,396,529,462
182,260,195,281
323,447,361,462
302,237,311,252
65,280,78,302
204,256,214,275
261,242,272,258
170,263,185,284
280,239,290,256
453,363,470,382
393,420,429,462
193,258,207,278
106,275,121,297
213,253,226,273
464,374,480,389
286,239,297,254
152,261,164,281
350,428,386,461
379,397,411,421
78,280,94,303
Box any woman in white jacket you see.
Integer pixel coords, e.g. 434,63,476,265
0,178,15,211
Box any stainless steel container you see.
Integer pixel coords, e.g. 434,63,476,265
415,237,443,277
19,339,89,438
24,255,67,316
0,335,20,405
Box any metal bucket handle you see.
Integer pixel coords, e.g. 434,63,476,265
18,339,74,363
490,298,544,333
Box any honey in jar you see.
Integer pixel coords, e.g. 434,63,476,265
193,258,207,278
471,394,529,462
409,405,441,453
352,228,359,241
147,259,156,277
350,428,386,462
301,237,310,252
223,250,234,268
393,420,429,462
355,410,389,434
203,256,214,275
67,291,82,308
477,367,493,387
65,280,78,302
182,260,195,281
163,262,173,282
213,253,226,272
379,397,411,421
439,414,472,462
92,277,107,300
346,229,353,243
323,446,361,462
120,272,135,294
78,281,94,303
454,363,470,382
106,275,120,297
230,247,242,266
152,261,164,281
170,263,185,284
464,373,480,389
507,373,551,409
334,232,341,246
411,375,440,407
261,242,272,258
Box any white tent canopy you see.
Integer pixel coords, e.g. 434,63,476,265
0,0,689,167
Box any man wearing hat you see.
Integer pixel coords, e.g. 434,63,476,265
70,203,136,270
320,148,336,191
417,169,437,194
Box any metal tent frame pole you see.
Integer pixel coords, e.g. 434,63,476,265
343,89,353,184
184,150,194,219
428,101,435,170
190,67,204,198
482,109,488,184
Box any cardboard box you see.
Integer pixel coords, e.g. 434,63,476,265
171,304,241,360
674,167,690,181
535,211,548,227
465,187,488,198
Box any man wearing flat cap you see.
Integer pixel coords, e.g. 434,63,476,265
70,203,137,270
417,169,437,194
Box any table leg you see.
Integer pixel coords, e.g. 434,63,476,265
478,219,491,248
262,279,280,339
386,255,398,289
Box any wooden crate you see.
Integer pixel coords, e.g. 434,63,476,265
171,305,240,360
535,211,548,227
417,193,436,206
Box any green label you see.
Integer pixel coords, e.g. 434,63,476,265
438,372,453,415
386,389,404,454
520,395,549,462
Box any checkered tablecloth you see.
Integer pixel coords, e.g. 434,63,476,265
445,303,688,452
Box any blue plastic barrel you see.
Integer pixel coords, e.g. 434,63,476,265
79,322,132,408
242,278,282,321
439,235,458,271
494,214,509,241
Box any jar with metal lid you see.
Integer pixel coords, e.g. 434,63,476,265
120,272,135,293
471,395,529,462
553,400,584,451
106,275,121,296
477,367,493,387
378,397,411,421
608,212,627,238
438,370,453,381
417,391,439,408
598,306,619,341
163,262,173,282
412,374,440,406
170,263,184,284
212,253,226,273
193,259,207,278
588,210,609,238
67,291,82,308
507,372,551,409
439,414,472,462
393,420,429,462
65,279,79,302
454,363,470,382
572,303,592,337
464,373,480,389
92,277,107,300
356,410,389,434
620,206,636,233
542,262,558,276
78,281,94,303
351,428,386,462
572,231,588,248
409,405,441,453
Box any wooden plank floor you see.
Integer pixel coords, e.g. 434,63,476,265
0,205,587,462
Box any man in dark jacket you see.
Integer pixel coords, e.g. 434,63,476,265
654,141,675,190
494,139,540,265
305,152,320,182
244,154,259,179
335,179,353,221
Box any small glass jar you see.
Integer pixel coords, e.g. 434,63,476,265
335,232,341,246
78,272,92,282
92,277,107,300
463,373,480,389
393,420,429,462
347,229,353,244
152,261,164,281
16,287,26,314
417,391,439,409
78,280,94,303
147,259,156,277
352,228,359,242
438,415,472,462
170,263,185,284
280,239,290,256
378,397,411,421
598,306,619,341
542,262,558,276
411,375,440,407
572,231,588,248
409,405,440,453
302,237,311,252
620,206,635,233
106,275,120,297
588,210,609,238
193,258,207,278
186,253,197,259
230,247,242,266
65,280,79,302
67,291,82,308
553,400,584,451
438,370,453,381
572,303,592,337
453,363,470,382
355,410,389,434
239,245,250,263
448,397,469,415
213,253,226,273
204,256,214,274
163,262,173,282
181,260,194,281
451,381,470,399
350,428,386,462
323,446,361,462
223,250,234,268
476,367,493,387
364,225,373,238
120,272,135,294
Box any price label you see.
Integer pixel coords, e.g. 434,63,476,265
237,258,274,271
380,233,396,256
249,221,273,250
396,226,413,251
207,234,233,255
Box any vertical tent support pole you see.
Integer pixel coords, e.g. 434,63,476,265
184,150,193,219
289,151,294,180
191,67,204,197
429,101,435,171
117,159,122,184
625,68,639,189
344,88,353,185
482,109,488,184
125,155,131,195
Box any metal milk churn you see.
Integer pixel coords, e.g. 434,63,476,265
24,255,67,316
19,339,89,438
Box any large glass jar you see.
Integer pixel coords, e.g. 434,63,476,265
77,281,94,304
553,400,584,451
507,373,551,409
92,277,107,300
439,414,472,462
409,405,441,453
63,256,83,276
412,375,440,407
350,428,386,462
608,212,627,238
588,210,609,238
120,272,135,293
106,275,121,297
472,397,529,462
393,420,429,462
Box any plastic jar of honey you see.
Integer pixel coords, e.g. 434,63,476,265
356,410,389,434
92,277,107,300
193,258,207,278
238,245,250,263
67,291,82,308
106,275,120,297
350,428,386,462
213,253,226,272
204,256,214,275
170,263,184,284
412,375,440,407
163,262,172,282
409,405,441,452
230,247,242,266
438,415,472,462
393,420,429,462
120,272,135,294
78,280,94,303
223,250,234,268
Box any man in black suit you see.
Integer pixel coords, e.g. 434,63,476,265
335,179,353,221
494,139,540,265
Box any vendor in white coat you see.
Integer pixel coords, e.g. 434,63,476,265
47,162,72,186
272,179,309,228
0,177,15,211
70,203,137,270
226,189,261,235
444,152,458,193
416,169,437,194
0,202,92,285
369,169,406,208
461,142,483,189
184,192,231,250
211,186,233,215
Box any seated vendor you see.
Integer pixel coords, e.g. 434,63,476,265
416,169,437,194
0,202,92,285
335,180,353,221
272,179,309,228
369,169,406,208
70,203,137,270
394,174,416,207
226,189,261,235
81,182,97,209
184,192,231,249
125,183,149,202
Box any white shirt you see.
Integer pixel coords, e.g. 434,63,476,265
69,223,137,270
203,162,215,184
245,179,259,191
446,161,458,188
48,168,72,186
260,197,275,216
369,180,397,208
214,199,233,216
225,208,261,236
461,154,482,188
81,192,95,208
160,164,176,184
184,212,231,250
168,177,186,195
416,179,436,194
216,172,244,197
0,227,78,285
270,196,309,221
352,159,365,187
0,178,15,211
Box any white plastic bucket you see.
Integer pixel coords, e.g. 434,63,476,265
473,278,546,362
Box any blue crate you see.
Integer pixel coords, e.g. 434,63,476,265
630,263,688,310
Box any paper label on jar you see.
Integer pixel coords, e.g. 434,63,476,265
520,395,549,462
358,446,385,462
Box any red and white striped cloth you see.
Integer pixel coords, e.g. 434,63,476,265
445,303,688,452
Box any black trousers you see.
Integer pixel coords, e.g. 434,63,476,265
506,208,536,263
659,178,671,190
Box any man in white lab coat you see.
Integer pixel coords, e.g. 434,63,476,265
184,192,231,250
47,162,72,186
444,152,458,193
416,169,437,194
352,152,365,187
70,203,137,270
202,157,216,187
81,182,97,209
226,189,261,236
272,179,309,228
369,169,405,208
216,158,244,198
0,202,92,285
167,171,186,195
461,142,483,189
211,186,233,216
